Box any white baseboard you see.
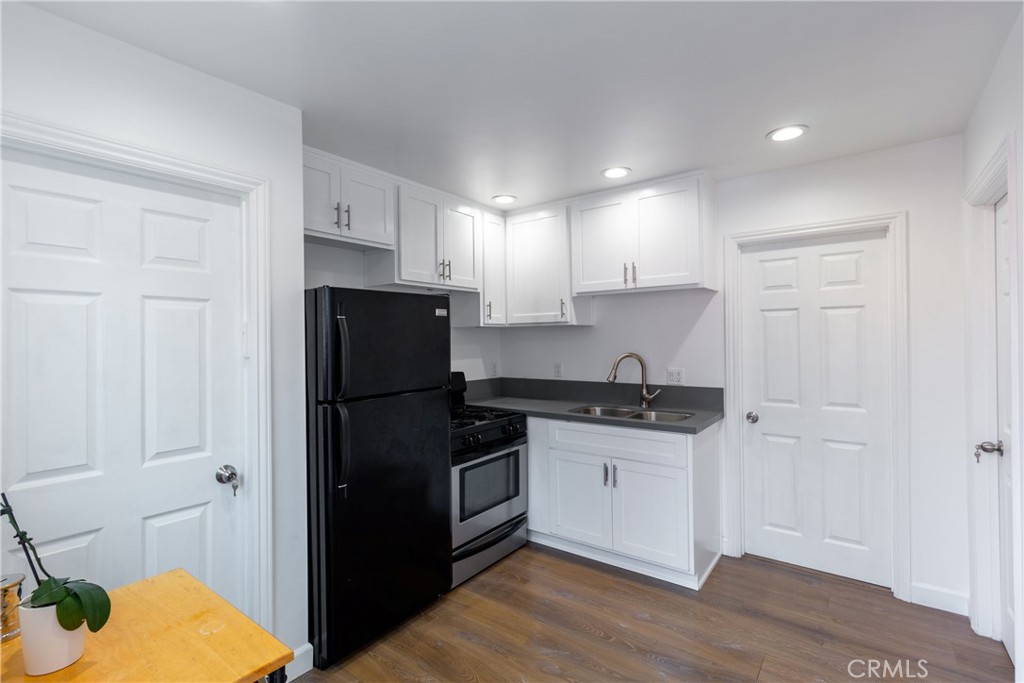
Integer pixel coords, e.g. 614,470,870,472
286,643,314,680
910,582,969,616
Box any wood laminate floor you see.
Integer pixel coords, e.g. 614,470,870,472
298,544,1014,682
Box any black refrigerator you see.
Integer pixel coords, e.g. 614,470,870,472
305,286,452,669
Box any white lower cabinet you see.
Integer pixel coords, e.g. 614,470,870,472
612,458,690,571
533,418,720,589
549,450,613,548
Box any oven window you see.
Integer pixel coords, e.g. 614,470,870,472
460,450,520,522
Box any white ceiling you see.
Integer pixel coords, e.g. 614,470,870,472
36,2,1021,209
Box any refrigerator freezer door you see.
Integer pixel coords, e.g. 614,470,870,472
311,388,451,668
312,286,450,401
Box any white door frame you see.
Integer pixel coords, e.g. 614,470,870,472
964,132,1023,665
722,212,911,599
0,113,275,629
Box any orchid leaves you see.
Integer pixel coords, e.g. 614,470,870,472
28,576,111,632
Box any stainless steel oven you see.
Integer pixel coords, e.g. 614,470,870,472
451,431,528,587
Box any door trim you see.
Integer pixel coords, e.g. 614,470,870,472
964,131,1023,663
0,112,275,630
723,212,911,600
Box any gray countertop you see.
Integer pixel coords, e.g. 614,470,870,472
470,396,723,435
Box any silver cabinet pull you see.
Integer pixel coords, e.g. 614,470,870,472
334,202,341,228
445,260,452,280
746,411,759,424
560,298,567,319
612,464,618,488
975,440,1004,463
438,261,446,278
344,204,351,230
603,462,609,486
486,301,492,319
632,261,637,284
215,464,239,496
623,262,628,286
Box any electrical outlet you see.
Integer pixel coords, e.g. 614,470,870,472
667,367,685,385
489,361,499,377
553,361,563,378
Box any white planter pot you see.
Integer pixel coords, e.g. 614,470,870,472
18,604,86,675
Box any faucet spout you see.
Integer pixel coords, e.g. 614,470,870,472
605,352,661,409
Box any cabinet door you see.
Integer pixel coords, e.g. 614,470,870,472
506,208,571,324
611,459,691,571
549,449,613,549
398,185,445,285
635,177,701,288
444,202,482,289
303,153,342,235
339,165,395,247
571,193,634,293
482,212,506,325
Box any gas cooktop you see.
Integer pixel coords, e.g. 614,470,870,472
449,404,527,458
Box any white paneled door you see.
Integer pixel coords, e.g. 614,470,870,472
2,149,248,610
741,233,892,586
994,195,1016,662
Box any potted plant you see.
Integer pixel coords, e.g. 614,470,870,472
0,492,111,675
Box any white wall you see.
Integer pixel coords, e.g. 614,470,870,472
964,9,1023,187
304,241,366,289
452,326,502,380
501,289,723,387
2,4,310,674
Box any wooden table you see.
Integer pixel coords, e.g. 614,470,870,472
1,568,292,682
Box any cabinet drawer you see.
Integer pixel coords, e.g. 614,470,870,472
548,420,690,468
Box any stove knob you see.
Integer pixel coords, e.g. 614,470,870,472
511,423,521,434
473,433,483,446
461,436,472,447
500,425,511,436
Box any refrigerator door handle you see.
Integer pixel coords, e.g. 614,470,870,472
335,315,350,400
335,403,351,496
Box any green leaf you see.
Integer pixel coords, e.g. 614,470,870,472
30,576,70,607
55,594,85,630
64,581,110,632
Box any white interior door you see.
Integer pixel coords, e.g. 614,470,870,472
2,149,249,610
741,232,892,586
994,195,1016,662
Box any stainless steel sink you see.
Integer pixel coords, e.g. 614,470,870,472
569,405,638,418
628,410,695,422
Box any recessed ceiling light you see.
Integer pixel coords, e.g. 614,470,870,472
601,167,631,179
492,195,517,204
767,125,808,142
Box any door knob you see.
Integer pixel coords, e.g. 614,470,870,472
216,464,239,496
974,440,1004,463
746,411,759,424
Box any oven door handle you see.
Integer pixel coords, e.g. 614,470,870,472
452,515,528,561
452,435,528,467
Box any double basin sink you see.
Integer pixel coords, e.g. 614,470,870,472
569,405,695,423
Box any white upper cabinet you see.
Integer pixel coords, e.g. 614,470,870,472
366,184,482,291
303,148,395,248
482,212,507,325
505,205,591,325
572,193,633,292
444,201,483,289
397,185,445,285
570,174,715,294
